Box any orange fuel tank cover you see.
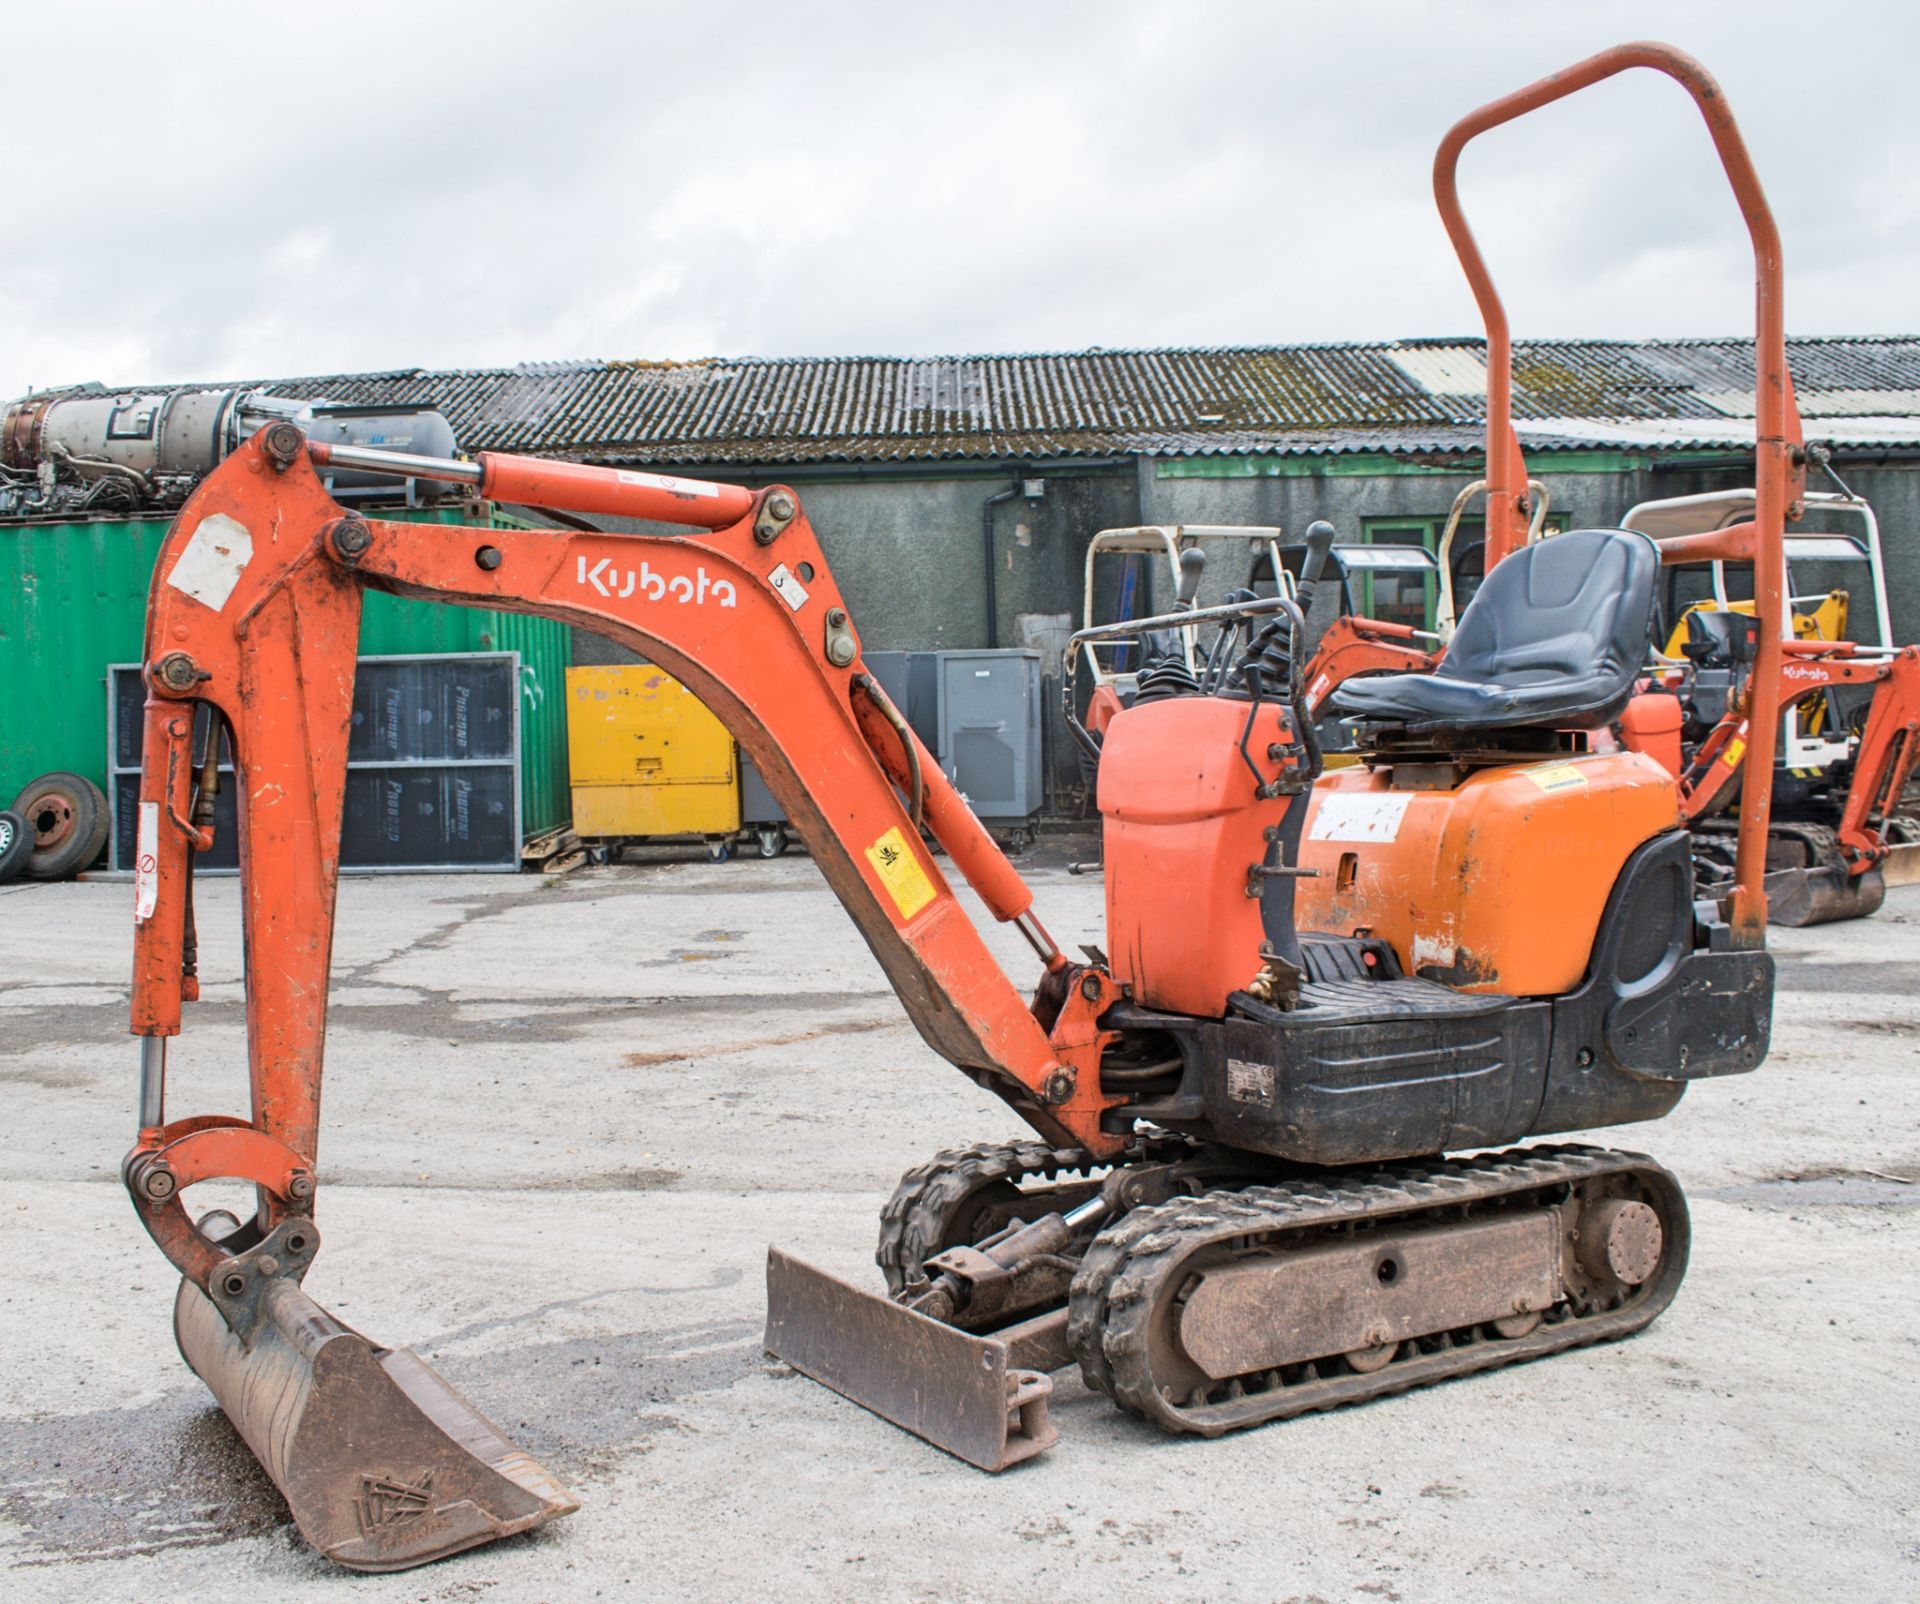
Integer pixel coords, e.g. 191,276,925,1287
1098,695,1292,1018
1619,691,1684,778
1293,752,1682,996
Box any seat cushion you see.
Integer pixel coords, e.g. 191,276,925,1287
1331,528,1658,732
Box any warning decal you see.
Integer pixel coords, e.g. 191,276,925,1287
865,825,938,920
616,467,721,499
134,802,160,922
1524,763,1589,794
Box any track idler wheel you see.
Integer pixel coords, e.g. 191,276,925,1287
174,1214,576,1571
876,1141,1107,1298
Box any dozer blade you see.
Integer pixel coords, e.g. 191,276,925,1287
175,1274,577,1571
764,1247,1058,1471
1765,864,1885,926
1884,839,1920,889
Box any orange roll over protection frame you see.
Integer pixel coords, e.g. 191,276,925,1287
1433,41,1799,943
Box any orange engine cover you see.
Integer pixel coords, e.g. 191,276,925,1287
1099,696,1293,1017
1294,754,1683,995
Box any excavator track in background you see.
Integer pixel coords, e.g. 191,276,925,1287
1067,1145,1688,1436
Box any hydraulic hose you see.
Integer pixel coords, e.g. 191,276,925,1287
854,670,923,830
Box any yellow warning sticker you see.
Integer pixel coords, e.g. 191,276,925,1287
1525,763,1589,793
1722,736,1747,768
865,826,938,920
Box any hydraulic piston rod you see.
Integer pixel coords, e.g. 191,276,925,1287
308,440,757,529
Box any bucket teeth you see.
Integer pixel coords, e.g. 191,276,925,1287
175,1274,577,1571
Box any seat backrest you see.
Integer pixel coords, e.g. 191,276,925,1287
1441,528,1659,695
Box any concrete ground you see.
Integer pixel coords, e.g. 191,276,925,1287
0,848,1915,1603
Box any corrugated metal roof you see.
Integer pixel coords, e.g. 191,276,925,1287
131,336,1920,464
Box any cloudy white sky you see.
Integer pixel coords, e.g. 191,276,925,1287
0,0,1912,399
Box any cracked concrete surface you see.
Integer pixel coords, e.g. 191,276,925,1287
0,857,1916,1602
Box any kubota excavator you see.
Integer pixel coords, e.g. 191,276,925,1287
126,43,1790,1574
1618,485,1920,923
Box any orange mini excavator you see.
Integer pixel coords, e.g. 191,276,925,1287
126,44,1790,1573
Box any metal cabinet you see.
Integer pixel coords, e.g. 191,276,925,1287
565,666,740,840
934,650,1043,820
740,756,786,829
862,650,942,756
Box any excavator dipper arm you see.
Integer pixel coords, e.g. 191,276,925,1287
1677,643,1920,873
1301,617,1440,712
124,425,1124,1568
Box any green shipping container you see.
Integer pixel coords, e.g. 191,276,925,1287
0,505,572,838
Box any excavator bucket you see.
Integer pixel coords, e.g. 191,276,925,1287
174,1273,577,1570
764,1248,1060,1471
1765,864,1886,926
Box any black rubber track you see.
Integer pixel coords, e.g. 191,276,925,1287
1067,1144,1689,1436
875,1141,1105,1295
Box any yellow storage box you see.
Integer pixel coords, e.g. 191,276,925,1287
565,666,741,839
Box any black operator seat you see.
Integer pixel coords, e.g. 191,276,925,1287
1328,528,1660,732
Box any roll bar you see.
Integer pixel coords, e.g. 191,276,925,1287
1433,40,1803,945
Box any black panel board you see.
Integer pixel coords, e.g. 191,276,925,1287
349,656,516,763
112,765,516,871
109,655,519,871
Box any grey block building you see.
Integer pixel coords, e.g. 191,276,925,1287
255,336,1920,806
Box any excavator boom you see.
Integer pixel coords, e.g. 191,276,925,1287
125,429,1125,1567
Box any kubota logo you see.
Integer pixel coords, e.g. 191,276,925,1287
1781,664,1828,682
577,555,737,606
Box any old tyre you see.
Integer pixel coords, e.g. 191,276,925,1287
12,771,110,879
0,809,30,883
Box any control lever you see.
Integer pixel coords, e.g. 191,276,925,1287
1293,520,1337,617
1175,545,1207,607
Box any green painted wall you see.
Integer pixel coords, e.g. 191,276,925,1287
1152,447,1699,480
0,506,571,837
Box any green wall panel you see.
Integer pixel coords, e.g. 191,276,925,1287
0,507,570,839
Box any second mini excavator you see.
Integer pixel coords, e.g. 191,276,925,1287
124,43,1789,1575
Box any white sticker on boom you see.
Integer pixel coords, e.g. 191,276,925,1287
616,468,720,499
1308,791,1414,843
767,563,810,612
133,802,160,922
166,512,253,612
